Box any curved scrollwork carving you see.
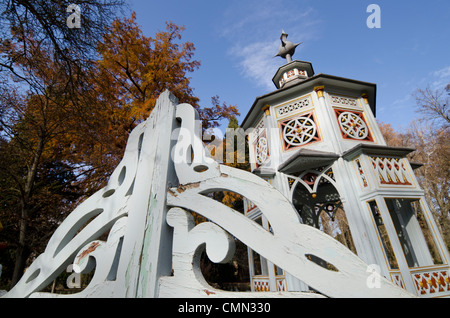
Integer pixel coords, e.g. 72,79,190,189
158,208,236,297
5,117,145,297
4,90,179,298
3,91,412,298
164,102,413,298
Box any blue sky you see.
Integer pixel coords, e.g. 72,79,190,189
128,0,450,131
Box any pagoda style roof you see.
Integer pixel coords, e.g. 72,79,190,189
241,73,377,130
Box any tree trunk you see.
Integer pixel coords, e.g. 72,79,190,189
10,136,45,288
11,212,30,287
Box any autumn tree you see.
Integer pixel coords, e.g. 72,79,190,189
0,8,240,289
200,96,240,131
0,36,108,286
96,13,200,122
411,85,449,249
377,121,410,148
89,14,203,189
96,13,239,126
406,122,449,249
414,86,449,128
0,0,126,97
93,13,240,184
0,0,127,287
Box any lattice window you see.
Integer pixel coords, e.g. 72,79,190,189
287,166,336,193
329,94,359,108
275,95,312,118
279,111,321,151
334,109,373,142
288,166,358,256
370,157,412,185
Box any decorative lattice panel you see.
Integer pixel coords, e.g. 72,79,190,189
276,277,287,291
412,268,450,296
354,158,368,188
252,128,269,167
334,109,373,142
253,278,270,292
329,94,360,108
255,134,269,166
390,272,406,290
370,156,412,186
253,117,265,140
275,95,312,118
252,277,287,292
279,111,321,151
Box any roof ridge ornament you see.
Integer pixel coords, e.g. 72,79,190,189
274,30,302,63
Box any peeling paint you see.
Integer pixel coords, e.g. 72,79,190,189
77,242,100,261
203,289,215,295
176,182,200,194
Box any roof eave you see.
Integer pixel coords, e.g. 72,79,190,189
241,73,377,130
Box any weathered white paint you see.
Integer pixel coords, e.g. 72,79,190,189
3,91,414,298
163,99,412,298
4,91,178,298
159,207,324,298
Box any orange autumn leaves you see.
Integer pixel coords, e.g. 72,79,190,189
96,13,201,122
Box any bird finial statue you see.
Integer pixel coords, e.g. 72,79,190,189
274,30,302,63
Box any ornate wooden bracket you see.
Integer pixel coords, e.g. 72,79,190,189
3,91,413,298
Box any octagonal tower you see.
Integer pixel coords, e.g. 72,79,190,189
241,31,450,297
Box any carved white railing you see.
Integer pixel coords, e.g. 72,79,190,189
3,91,414,298
410,266,450,297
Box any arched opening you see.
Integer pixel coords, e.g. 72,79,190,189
289,166,357,255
